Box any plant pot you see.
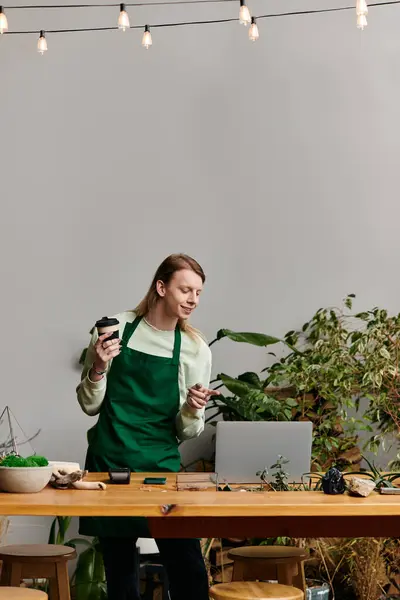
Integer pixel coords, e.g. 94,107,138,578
306,580,330,600
0,466,52,493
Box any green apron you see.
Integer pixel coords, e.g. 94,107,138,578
79,316,181,538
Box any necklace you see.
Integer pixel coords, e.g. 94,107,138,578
143,317,174,333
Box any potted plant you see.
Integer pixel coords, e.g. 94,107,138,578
208,294,400,471
345,305,400,467
206,299,364,470
0,454,52,493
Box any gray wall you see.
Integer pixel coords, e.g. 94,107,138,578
1,0,399,542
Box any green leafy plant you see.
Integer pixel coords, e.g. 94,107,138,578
346,456,400,490
257,455,292,491
268,296,400,464
48,517,107,600
207,301,363,470
0,455,48,467
207,330,293,423
298,456,400,493
256,456,322,491
208,295,400,471
207,372,297,424
345,306,400,460
71,539,107,600
48,516,73,545
264,296,367,470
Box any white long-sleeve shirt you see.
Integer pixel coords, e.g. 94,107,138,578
76,311,212,441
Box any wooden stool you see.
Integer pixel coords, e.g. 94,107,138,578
0,589,48,599
227,546,307,593
0,545,76,600
209,582,304,599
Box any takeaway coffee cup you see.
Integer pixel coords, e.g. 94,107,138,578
95,316,120,342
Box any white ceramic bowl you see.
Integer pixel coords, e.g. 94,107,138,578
0,466,52,493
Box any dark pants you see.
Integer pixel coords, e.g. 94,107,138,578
99,537,209,600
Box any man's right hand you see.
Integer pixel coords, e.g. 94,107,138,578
93,332,122,372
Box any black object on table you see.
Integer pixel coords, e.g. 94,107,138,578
322,467,346,495
108,468,131,484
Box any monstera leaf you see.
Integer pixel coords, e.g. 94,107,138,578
209,373,293,423
237,372,262,387
216,329,280,346
218,373,255,397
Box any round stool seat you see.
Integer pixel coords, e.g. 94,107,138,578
227,546,307,593
0,544,75,600
0,589,48,599
0,545,76,562
228,546,307,563
209,582,304,600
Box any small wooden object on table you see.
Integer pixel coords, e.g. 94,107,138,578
0,589,48,599
0,545,76,600
209,581,304,600
176,473,216,491
228,546,307,593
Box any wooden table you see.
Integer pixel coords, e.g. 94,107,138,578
0,473,399,538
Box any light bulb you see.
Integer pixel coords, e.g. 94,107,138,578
118,3,130,31
0,6,8,34
249,17,259,41
142,25,152,49
357,13,367,29
239,0,251,26
356,0,368,15
356,0,368,28
37,30,47,54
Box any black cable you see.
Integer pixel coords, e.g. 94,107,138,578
255,0,400,19
152,15,238,26
5,26,117,33
4,0,242,8
4,0,397,8
3,0,397,36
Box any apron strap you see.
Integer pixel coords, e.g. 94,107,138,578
122,316,142,344
172,326,181,366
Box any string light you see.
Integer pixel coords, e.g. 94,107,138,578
356,0,368,28
118,3,130,31
37,29,47,53
239,0,251,26
2,1,395,42
142,24,152,48
0,6,8,34
248,16,258,41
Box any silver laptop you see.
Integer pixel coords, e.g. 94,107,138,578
215,421,313,484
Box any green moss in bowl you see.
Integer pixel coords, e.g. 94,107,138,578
0,455,49,468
